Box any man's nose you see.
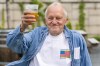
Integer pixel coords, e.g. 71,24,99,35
52,18,57,24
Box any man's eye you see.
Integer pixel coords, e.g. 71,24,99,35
48,17,53,20
56,17,62,20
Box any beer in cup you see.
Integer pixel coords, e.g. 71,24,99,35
24,4,39,24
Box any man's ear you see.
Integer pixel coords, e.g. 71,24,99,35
64,18,68,24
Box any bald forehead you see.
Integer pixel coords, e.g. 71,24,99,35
47,3,64,15
47,2,64,11
44,2,67,18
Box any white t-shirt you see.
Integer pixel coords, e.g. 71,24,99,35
29,32,71,66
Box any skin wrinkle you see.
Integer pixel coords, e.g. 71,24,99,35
45,3,67,36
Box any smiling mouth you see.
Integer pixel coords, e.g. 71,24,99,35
53,25,57,26
51,26,58,29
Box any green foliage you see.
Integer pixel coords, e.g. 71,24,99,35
66,21,72,29
75,22,80,30
93,35,100,41
0,6,5,29
18,2,24,13
30,0,44,9
78,1,85,30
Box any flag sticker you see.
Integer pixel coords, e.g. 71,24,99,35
60,49,70,59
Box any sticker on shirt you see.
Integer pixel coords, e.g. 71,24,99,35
74,47,80,59
60,49,70,59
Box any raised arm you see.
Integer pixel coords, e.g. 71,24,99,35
6,11,37,54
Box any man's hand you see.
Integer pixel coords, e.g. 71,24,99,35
20,11,36,32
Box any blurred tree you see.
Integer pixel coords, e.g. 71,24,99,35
0,6,5,29
78,0,85,30
66,18,72,29
94,35,100,41
18,2,24,14
75,22,80,30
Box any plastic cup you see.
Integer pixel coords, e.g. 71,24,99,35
24,4,39,24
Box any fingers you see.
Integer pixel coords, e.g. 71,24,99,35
23,15,35,19
22,18,36,23
21,11,38,30
20,11,37,32
21,13,37,24
23,10,34,15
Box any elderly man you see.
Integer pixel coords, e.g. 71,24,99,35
6,2,92,66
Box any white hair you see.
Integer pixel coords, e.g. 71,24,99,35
45,2,68,18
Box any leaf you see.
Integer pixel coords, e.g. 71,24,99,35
0,6,5,29
18,2,24,13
